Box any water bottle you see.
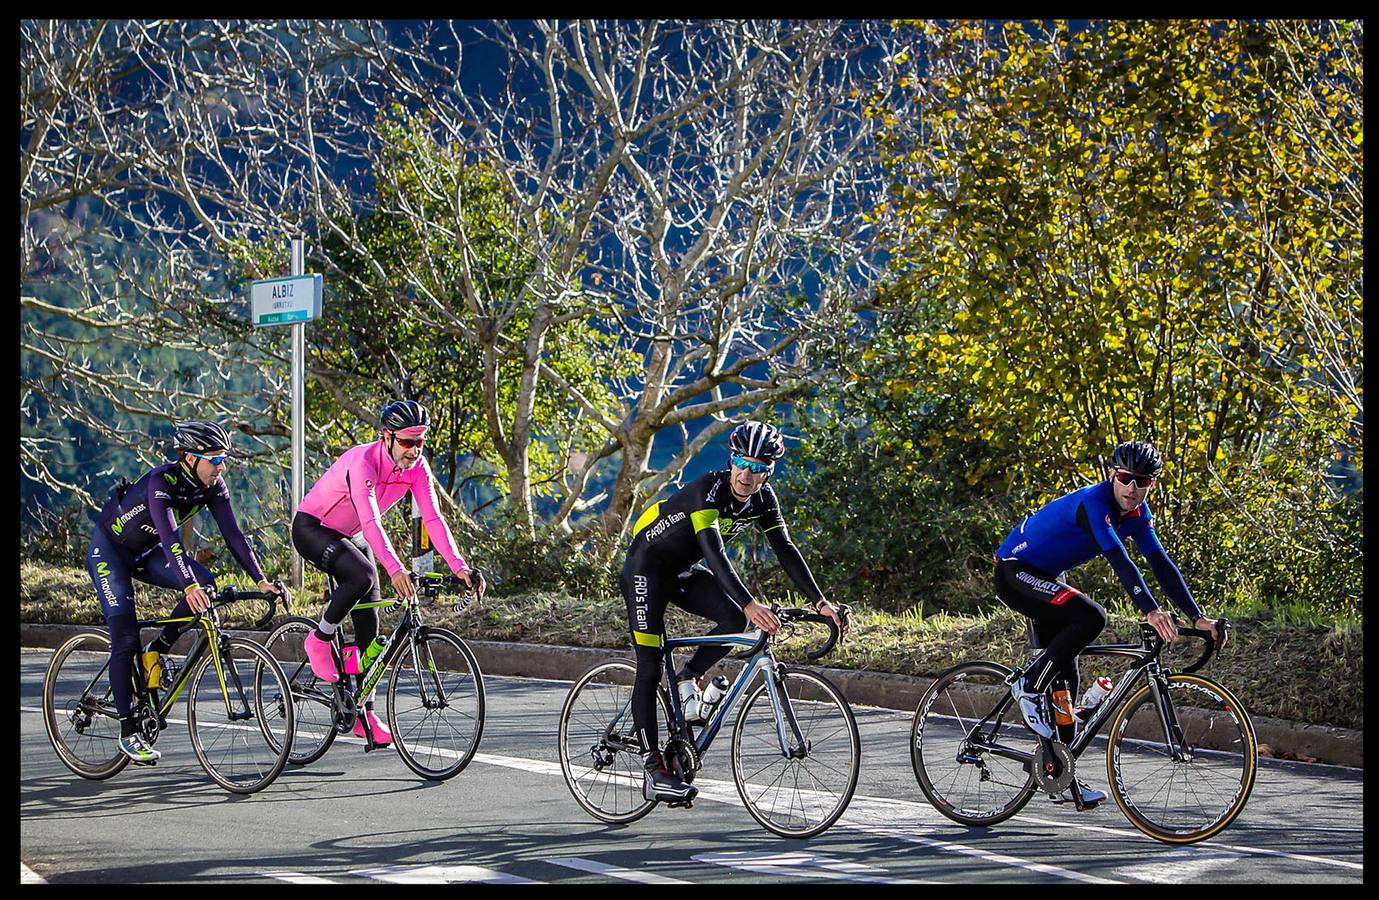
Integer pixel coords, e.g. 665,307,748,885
1075,676,1115,721
678,676,703,722
360,636,389,672
699,676,729,719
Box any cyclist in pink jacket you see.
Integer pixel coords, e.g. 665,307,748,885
292,400,485,744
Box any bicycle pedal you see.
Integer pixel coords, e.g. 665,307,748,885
130,758,158,768
666,799,694,809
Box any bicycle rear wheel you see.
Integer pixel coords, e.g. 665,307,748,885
42,631,130,780
911,661,1038,826
186,637,294,794
258,616,339,766
731,665,861,838
387,627,485,780
558,659,670,825
1106,672,1257,844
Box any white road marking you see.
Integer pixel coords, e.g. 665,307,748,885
1114,848,1246,883
693,851,929,884
349,864,540,884
265,872,337,884
21,862,47,884
543,857,691,884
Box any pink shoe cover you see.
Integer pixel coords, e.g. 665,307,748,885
353,708,392,746
303,631,340,682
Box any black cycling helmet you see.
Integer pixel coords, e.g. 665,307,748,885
728,420,786,462
174,420,233,455
1110,440,1164,478
380,400,430,432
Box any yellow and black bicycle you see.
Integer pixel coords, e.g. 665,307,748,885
41,584,294,794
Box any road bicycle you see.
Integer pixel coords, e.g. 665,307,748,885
559,605,859,838
910,617,1256,844
260,571,484,780
42,584,293,794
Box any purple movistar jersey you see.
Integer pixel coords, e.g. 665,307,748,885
94,461,266,589
995,480,1164,576
297,440,467,577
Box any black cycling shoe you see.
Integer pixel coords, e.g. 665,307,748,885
643,752,698,804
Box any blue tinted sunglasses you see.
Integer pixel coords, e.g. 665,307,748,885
189,452,229,466
730,454,774,475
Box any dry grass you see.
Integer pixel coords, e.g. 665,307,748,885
24,561,1361,730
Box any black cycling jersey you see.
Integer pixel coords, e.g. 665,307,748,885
626,470,823,608
93,460,265,589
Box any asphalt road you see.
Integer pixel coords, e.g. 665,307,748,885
21,648,1364,884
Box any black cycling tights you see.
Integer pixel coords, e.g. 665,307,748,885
291,512,383,653
622,566,748,756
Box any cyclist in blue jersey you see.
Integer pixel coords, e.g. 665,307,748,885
994,440,1226,808
621,420,849,803
85,420,288,764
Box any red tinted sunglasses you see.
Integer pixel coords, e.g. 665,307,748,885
1112,470,1155,488
394,436,426,449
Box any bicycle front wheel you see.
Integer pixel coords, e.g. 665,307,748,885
911,661,1037,826
186,637,294,794
558,659,670,825
258,616,339,766
387,628,485,780
731,665,861,838
1106,672,1257,844
42,631,130,780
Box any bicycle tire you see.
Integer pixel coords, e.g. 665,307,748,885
558,659,671,825
186,637,294,794
42,630,130,781
258,616,339,766
387,627,485,780
1106,672,1258,844
911,660,1038,826
731,665,861,838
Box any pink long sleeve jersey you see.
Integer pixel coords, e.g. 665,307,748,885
298,441,467,577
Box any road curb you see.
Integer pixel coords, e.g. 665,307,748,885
22,622,1362,768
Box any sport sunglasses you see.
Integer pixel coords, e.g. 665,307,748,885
1112,469,1155,488
730,453,774,475
394,436,426,449
189,452,229,466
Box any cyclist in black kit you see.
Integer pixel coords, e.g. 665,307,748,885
84,420,288,764
621,420,849,803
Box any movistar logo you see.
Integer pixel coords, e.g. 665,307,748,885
96,562,110,578
171,542,183,556
164,472,178,485
111,521,123,536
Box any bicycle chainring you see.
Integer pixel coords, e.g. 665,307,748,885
664,737,700,783
1032,740,1075,793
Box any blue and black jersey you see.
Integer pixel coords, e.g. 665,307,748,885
996,480,1200,619
93,461,266,588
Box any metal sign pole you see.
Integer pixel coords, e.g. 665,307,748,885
290,238,305,590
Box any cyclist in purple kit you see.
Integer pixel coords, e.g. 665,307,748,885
993,440,1228,808
86,420,288,764
292,400,485,747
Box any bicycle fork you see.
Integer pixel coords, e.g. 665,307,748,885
1146,672,1192,762
760,660,810,759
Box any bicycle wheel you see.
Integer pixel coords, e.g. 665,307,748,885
186,637,294,794
911,661,1038,826
387,627,485,780
1106,672,1257,844
42,631,130,780
731,665,861,838
558,659,670,825
258,616,339,766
